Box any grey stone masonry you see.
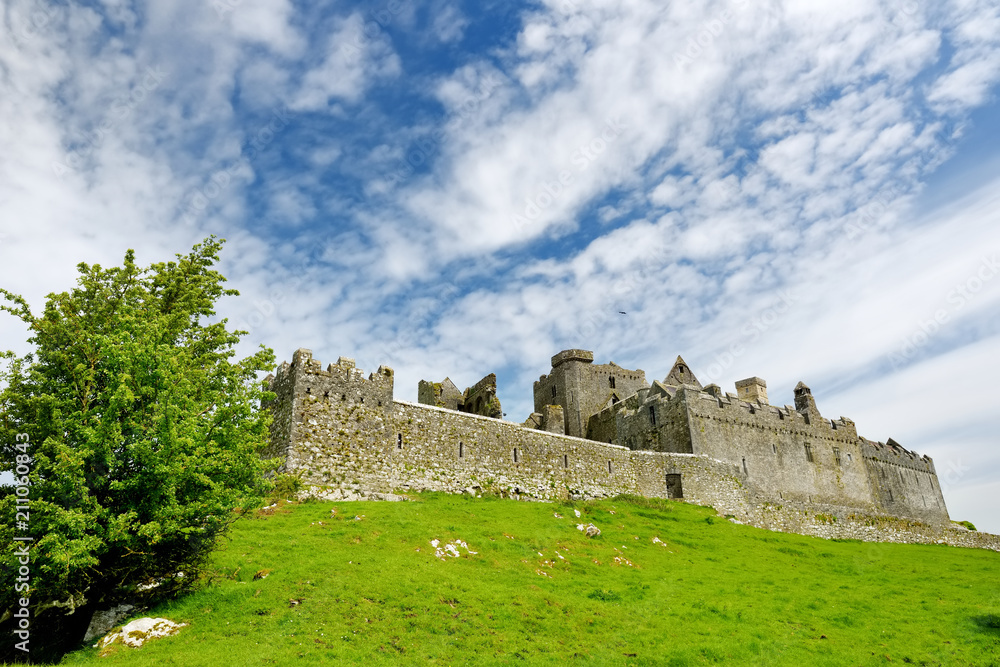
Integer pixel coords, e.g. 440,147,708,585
534,349,647,438
265,348,994,550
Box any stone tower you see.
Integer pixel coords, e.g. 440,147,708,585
533,349,647,438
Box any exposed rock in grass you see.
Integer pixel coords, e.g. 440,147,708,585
297,486,408,502
430,538,478,559
97,618,187,655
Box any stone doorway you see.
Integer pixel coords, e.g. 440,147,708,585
666,473,683,499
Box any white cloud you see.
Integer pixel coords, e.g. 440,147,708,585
928,57,1000,110
431,2,469,44
290,12,401,110
376,0,998,268
224,0,303,57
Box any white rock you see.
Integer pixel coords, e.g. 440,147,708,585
99,617,187,650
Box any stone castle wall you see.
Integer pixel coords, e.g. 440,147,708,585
861,439,948,522
265,349,994,551
683,389,873,509
268,350,747,513
571,364,951,526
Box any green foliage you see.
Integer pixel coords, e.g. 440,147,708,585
0,237,275,661
268,473,302,502
587,588,623,602
55,493,1000,666
268,473,304,502
955,520,978,531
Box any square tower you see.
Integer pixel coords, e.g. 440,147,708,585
534,350,647,438
735,377,768,404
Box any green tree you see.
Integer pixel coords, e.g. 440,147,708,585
0,237,276,663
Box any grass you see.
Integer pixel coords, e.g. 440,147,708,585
61,493,1000,666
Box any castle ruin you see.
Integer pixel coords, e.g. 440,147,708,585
263,348,969,543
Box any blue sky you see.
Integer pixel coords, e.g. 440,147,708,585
1,0,999,532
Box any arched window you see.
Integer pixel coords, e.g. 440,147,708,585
609,376,615,388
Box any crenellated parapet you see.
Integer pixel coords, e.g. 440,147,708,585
861,437,937,473
655,382,860,443
275,348,395,409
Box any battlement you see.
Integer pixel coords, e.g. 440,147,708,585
268,348,395,411
628,380,858,440
551,349,594,368
735,377,768,404
861,437,936,471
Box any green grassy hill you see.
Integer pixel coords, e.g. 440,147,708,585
62,494,1000,666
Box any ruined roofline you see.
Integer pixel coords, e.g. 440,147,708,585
466,373,497,395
